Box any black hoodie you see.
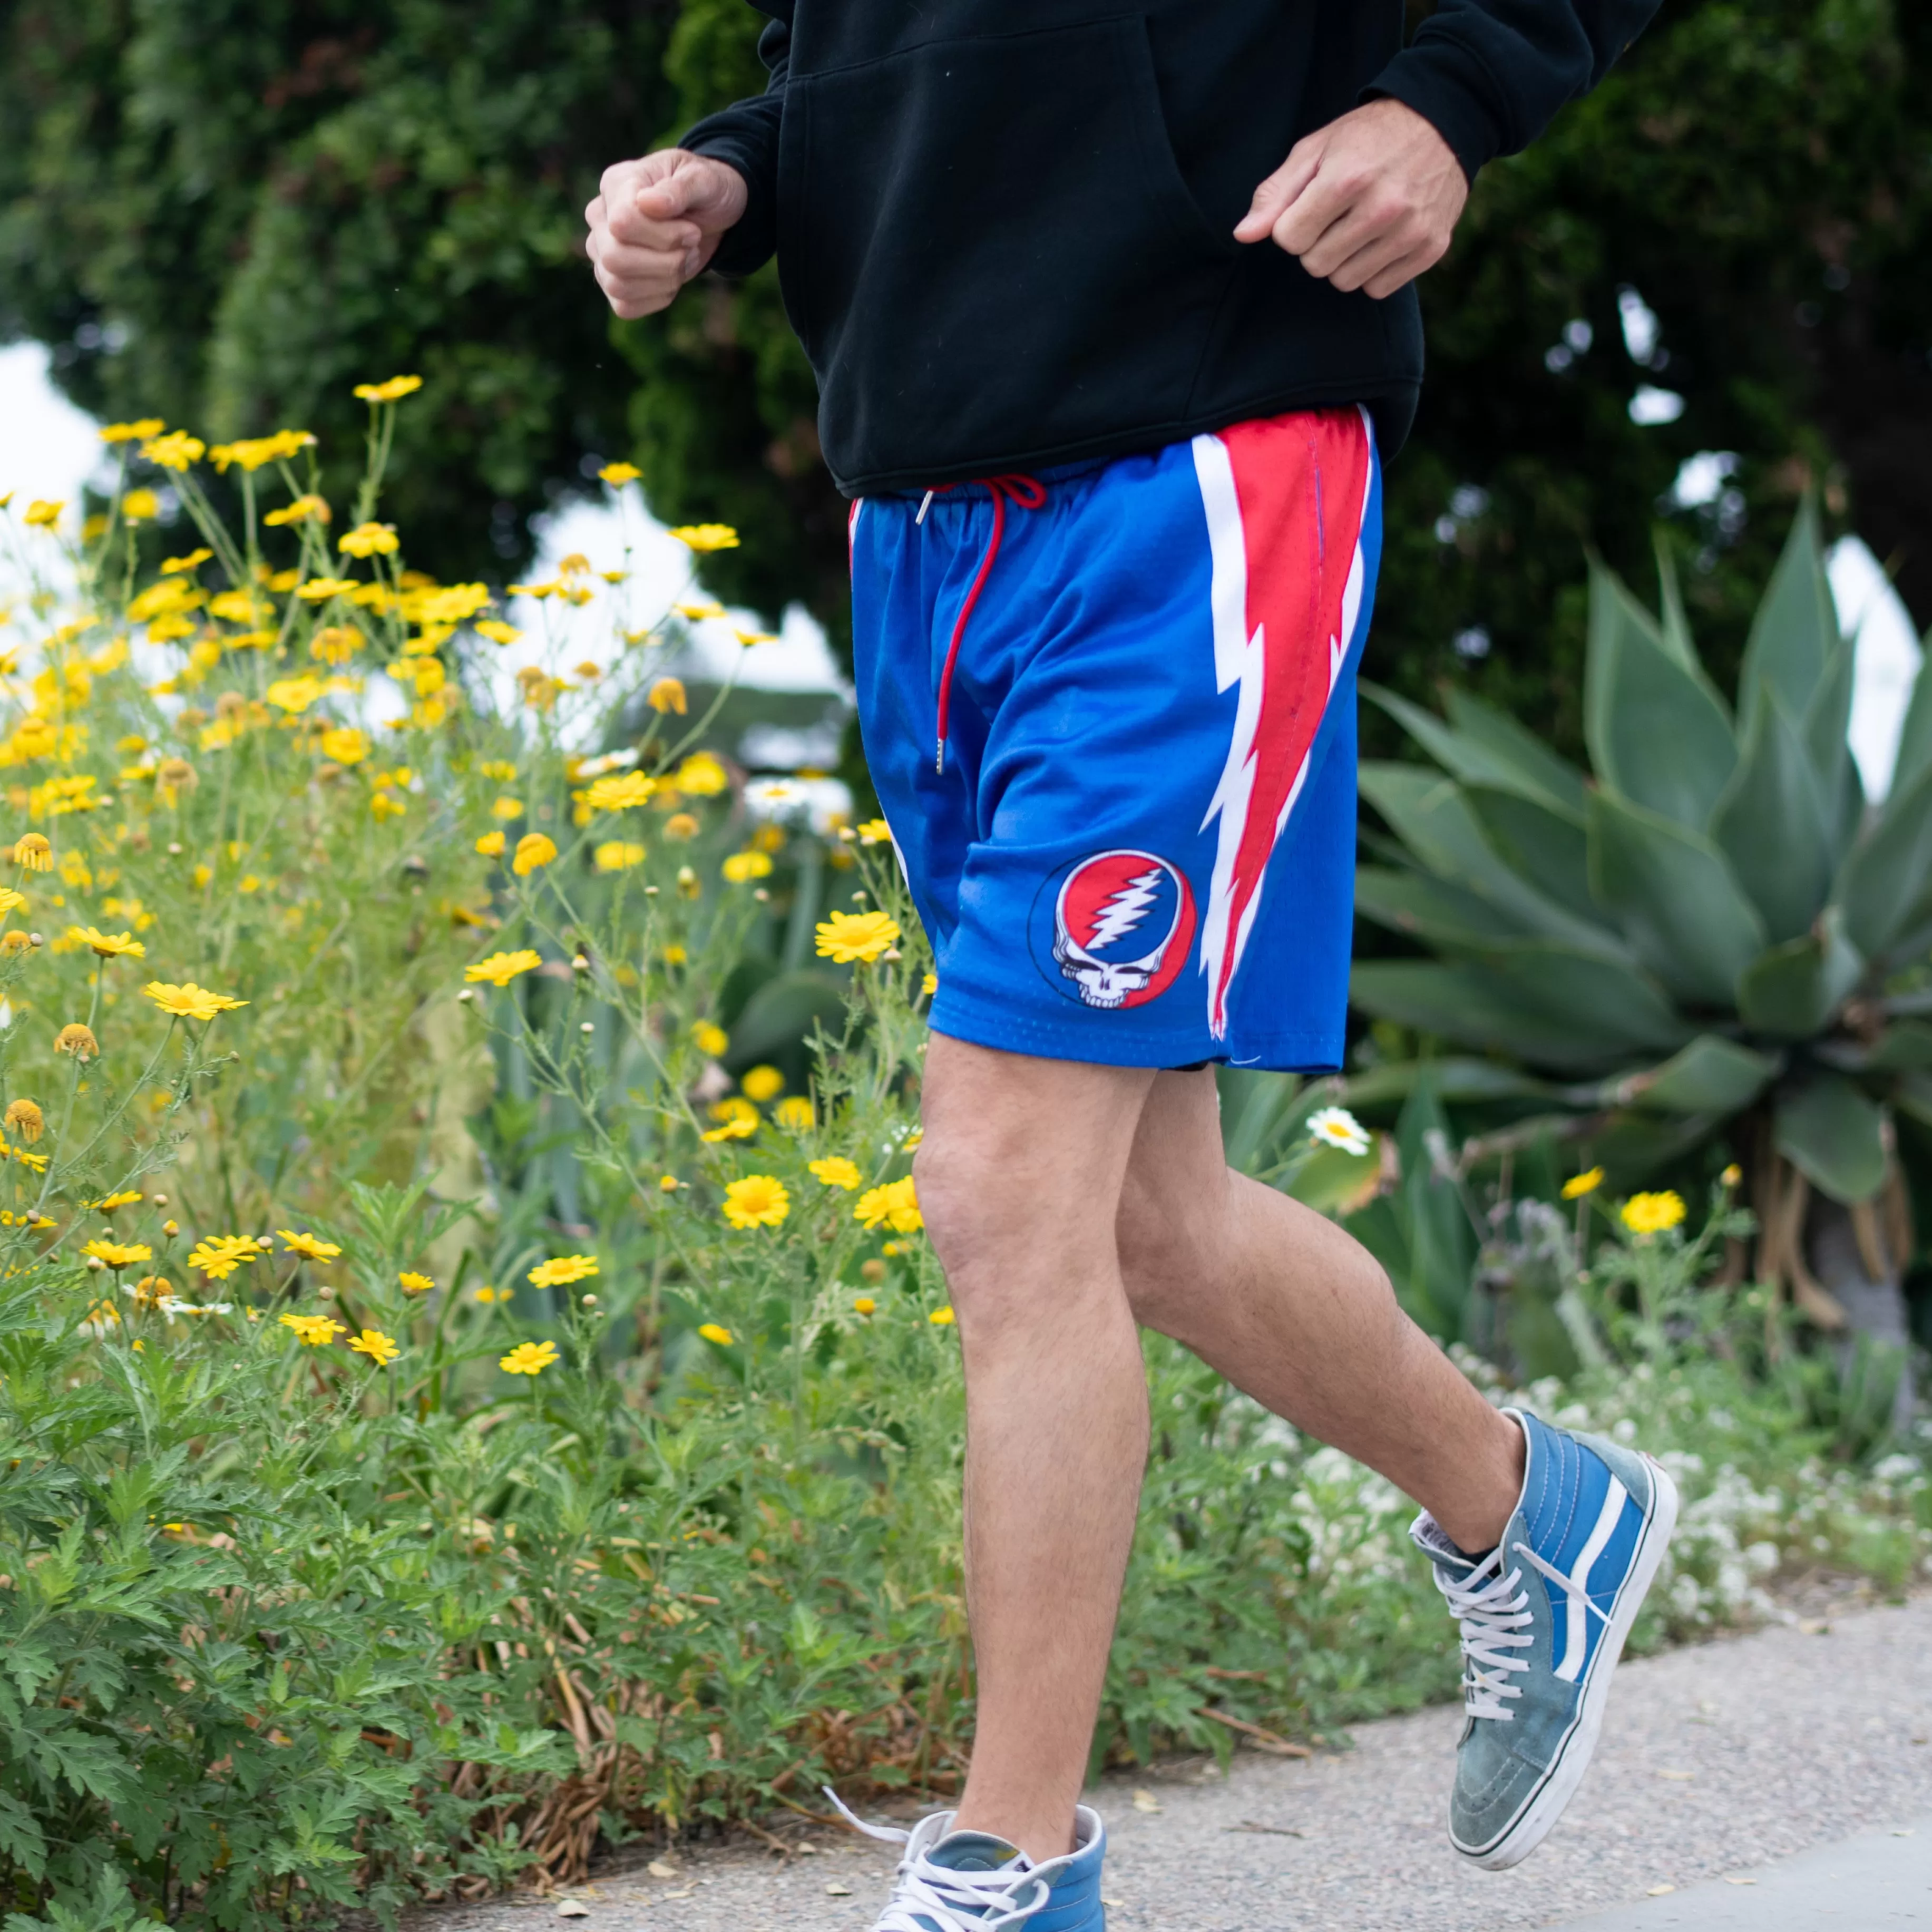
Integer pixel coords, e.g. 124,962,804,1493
682,1,1660,495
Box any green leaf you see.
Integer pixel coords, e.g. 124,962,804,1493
1588,1109,1726,1187
1586,790,1768,1004
1889,643,1932,802
1739,494,1838,721
1709,689,1833,942
1352,949,1689,1072
1832,756,1932,962
1442,689,1592,816
1464,784,1602,925
1216,1068,1314,1175
1363,680,1588,816
1592,1033,1781,1115
1359,765,1626,958
1803,640,1863,857
722,970,848,1071
1776,1074,1888,1204
1360,682,1528,795
1653,530,1700,674
1735,911,1865,1038
1354,866,1536,950
1857,1020,1932,1072
1584,559,1736,830
0,1791,45,1881
1339,1058,1556,1110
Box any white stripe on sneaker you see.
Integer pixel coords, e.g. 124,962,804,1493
1553,1476,1629,1683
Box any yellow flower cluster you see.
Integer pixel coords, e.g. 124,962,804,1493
855,1177,922,1234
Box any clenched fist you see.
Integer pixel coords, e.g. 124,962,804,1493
585,149,748,319
1235,99,1468,300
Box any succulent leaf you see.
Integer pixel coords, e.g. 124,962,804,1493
1339,1058,1557,1109
1584,560,1736,830
1442,689,1592,816
1775,1073,1888,1204
1652,531,1701,676
1352,946,1689,1071
1832,758,1932,963
1354,867,1536,950
1365,679,1588,816
1709,688,1833,943
1738,493,1838,724
1888,647,1932,804
1360,764,1626,958
1734,910,1864,1038
1592,1033,1781,1115
1465,783,1604,928
1586,790,1768,1003
1802,640,1863,857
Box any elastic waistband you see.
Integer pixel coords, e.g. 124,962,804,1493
869,450,1118,506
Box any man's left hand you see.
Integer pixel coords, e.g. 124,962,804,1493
1234,99,1468,299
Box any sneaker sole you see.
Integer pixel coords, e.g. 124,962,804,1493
1453,1454,1681,1871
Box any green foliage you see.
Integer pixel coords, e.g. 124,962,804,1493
0,0,684,583
1352,500,1932,1229
7,1,1928,704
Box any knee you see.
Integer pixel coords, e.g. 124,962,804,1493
912,1128,1114,1340
1116,1164,1232,1335
912,1128,1055,1284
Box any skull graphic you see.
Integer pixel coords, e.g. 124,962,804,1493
1049,849,1197,1011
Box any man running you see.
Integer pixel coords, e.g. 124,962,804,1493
587,4,1668,1924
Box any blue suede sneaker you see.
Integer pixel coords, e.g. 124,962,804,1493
826,1794,1106,1932
1411,1407,1679,1870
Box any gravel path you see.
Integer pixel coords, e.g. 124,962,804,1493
413,1595,1932,1932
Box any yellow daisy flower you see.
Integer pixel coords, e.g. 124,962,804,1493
721,1175,790,1230
528,1254,598,1289
500,1339,559,1376
816,910,901,964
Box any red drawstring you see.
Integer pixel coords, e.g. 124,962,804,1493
926,474,1047,773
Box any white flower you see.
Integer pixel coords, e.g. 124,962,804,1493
1306,1106,1370,1156
745,777,809,817
575,747,639,778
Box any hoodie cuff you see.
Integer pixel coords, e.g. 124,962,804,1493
681,124,777,279
1364,38,1511,183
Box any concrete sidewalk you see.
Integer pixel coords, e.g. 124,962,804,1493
1556,1817,1932,1927
417,1594,1932,1932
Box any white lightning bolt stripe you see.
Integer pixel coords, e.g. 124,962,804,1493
1087,867,1164,950
1191,431,1262,1040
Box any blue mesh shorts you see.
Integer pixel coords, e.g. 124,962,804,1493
850,405,1382,1072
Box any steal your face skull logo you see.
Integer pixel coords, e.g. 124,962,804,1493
1048,848,1196,1010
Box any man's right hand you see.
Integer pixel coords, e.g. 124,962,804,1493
585,149,748,319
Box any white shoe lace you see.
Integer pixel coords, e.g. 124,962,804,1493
1432,1541,1613,1722
825,1790,1051,1932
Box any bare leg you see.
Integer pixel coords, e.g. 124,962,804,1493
914,1034,1155,1862
1116,1069,1523,1554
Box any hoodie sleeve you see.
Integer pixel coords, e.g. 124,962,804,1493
679,12,791,279
1366,0,1663,182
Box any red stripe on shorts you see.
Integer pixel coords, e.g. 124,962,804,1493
1191,407,1375,1040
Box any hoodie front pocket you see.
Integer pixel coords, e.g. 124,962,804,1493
780,16,1245,479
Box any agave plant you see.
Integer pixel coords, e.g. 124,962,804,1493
1349,500,1932,1343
